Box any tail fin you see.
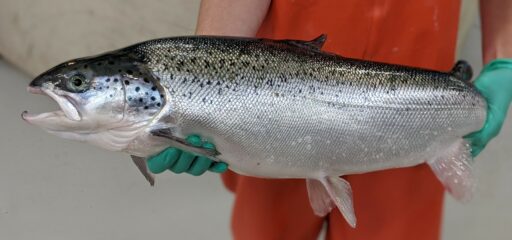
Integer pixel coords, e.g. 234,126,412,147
451,60,473,82
427,139,475,202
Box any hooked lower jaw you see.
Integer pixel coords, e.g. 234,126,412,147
22,86,81,123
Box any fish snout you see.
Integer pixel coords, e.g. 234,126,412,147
30,75,47,88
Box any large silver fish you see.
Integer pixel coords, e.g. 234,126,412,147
22,35,486,227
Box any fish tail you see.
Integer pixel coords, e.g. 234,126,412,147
427,138,475,202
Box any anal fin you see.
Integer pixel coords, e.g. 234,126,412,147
427,139,475,202
131,155,155,186
306,176,356,228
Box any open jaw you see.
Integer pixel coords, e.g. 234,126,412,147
21,86,81,127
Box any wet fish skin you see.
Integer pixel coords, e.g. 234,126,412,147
130,36,485,177
23,35,487,227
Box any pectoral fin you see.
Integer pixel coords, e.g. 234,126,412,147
149,128,220,159
131,155,155,186
306,176,356,228
427,139,475,202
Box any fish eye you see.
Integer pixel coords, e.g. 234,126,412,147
72,77,83,87
67,74,89,92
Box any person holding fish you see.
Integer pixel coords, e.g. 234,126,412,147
146,0,512,239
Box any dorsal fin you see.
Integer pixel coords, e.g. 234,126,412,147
280,34,327,51
451,60,473,82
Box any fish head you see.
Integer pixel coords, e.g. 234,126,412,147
22,52,166,151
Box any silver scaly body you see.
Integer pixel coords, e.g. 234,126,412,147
24,35,487,227
134,36,485,179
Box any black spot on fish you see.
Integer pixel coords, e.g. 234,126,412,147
202,97,207,103
156,102,161,107
109,94,113,98
143,78,149,83
206,80,212,85
105,78,110,82
160,94,164,98
216,81,221,86
135,87,140,92
145,92,149,95
106,86,109,89
144,106,149,110
113,78,119,83
128,97,132,101
99,87,102,90
199,83,204,88
151,86,157,91
127,70,133,75
139,98,143,103
150,96,156,101
124,80,130,85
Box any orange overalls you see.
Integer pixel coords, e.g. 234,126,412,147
221,1,462,239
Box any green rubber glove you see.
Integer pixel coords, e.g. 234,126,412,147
147,135,228,176
464,58,512,157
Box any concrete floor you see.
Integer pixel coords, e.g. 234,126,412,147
1,24,511,240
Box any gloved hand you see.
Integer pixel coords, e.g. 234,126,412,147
147,135,228,176
464,58,512,157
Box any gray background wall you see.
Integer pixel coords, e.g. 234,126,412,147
0,0,511,239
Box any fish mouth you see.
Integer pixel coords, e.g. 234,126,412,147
22,86,82,123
